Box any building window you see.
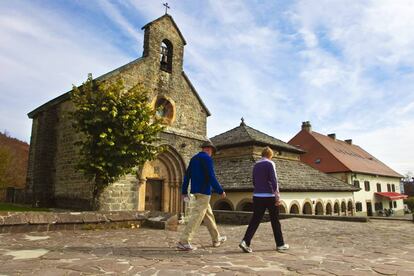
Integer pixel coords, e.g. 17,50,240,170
353,180,360,188
364,181,370,191
160,39,173,72
355,202,362,212
391,184,395,192
315,158,321,164
389,201,392,209
387,184,391,192
393,201,397,208
376,183,381,192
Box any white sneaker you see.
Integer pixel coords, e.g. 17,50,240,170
213,236,227,247
177,242,197,251
276,244,289,252
239,240,253,253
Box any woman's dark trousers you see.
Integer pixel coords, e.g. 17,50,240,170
242,196,285,247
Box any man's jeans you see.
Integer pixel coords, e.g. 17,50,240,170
180,193,220,243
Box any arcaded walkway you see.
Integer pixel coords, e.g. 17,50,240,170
0,218,413,275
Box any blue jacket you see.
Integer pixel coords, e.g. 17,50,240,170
182,152,224,195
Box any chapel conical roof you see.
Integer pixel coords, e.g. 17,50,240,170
210,119,304,153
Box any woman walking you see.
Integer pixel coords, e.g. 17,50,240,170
239,146,289,253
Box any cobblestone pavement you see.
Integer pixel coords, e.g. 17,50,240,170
0,218,413,275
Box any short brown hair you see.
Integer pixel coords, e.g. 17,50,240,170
261,146,273,158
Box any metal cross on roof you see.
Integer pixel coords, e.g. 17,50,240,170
163,2,170,14
240,117,246,126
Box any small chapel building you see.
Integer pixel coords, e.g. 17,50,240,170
26,14,210,212
210,120,359,216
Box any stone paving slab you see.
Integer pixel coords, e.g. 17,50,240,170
0,218,413,275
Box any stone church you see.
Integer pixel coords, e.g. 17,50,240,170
26,14,210,212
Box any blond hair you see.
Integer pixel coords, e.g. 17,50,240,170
261,146,273,159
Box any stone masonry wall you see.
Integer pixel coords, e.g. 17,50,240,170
53,101,93,210
30,107,59,207
26,117,38,201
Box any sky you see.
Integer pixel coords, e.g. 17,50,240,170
1,0,413,175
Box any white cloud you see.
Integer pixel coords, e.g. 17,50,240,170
0,1,132,141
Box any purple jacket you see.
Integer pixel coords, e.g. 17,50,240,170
252,158,280,200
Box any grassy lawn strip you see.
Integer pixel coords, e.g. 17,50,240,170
0,202,50,212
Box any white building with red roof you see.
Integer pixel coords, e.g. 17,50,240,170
289,121,406,216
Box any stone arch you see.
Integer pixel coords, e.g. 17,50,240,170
325,201,333,215
279,200,287,214
138,145,186,213
341,200,347,216
315,200,324,215
214,199,234,211
160,39,173,72
236,198,253,212
151,95,176,125
302,201,312,215
334,200,340,216
347,200,354,216
289,201,300,214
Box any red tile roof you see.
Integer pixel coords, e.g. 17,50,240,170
309,131,402,178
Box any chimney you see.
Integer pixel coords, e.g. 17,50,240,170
301,121,312,132
328,133,336,140
345,139,352,145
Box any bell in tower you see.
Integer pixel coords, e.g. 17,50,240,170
160,40,173,72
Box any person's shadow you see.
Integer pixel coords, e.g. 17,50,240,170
62,246,244,258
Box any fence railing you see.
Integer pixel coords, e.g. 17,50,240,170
0,187,26,203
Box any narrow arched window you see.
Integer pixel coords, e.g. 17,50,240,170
160,39,173,72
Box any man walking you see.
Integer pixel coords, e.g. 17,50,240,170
177,140,227,251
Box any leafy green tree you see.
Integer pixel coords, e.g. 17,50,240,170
70,74,164,210
404,197,414,212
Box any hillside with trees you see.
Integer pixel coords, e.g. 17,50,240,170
0,131,29,190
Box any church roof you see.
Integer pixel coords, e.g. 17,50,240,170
182,72,210,116
28,58,145,118
210,121,304,153
141,14,187,45
214,156,359,192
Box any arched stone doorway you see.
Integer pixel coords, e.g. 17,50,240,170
341,201,347,216
334,202,340,216
315,201,324,215
236,199,253,212
326,202,333,215
214,200,234,211
290,204,299,214
279,201,287,214
138,145,185,213
347,200,353,216
240,202,253,212
303,202,312,214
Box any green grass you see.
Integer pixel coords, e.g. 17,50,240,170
0,202,50,212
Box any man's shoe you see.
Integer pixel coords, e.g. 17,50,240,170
239,240,252,253
276,244,289,252
177,242,197,251
213,236,227,247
